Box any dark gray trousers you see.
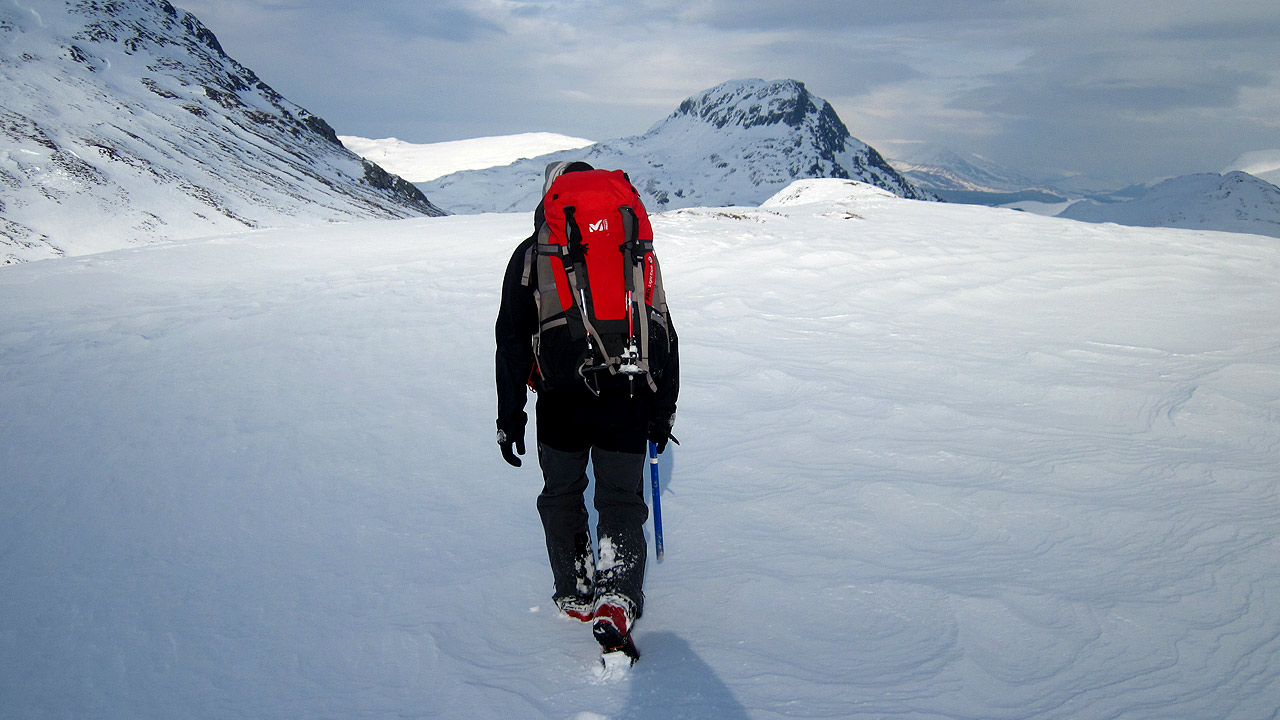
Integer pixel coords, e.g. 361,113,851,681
536,443,648,617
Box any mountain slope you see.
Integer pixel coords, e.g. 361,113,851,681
890,145,1066,205
1059,171,1280,238
0,0,441,264
3,186,1279,718
339,133,594,183
1223,149,1280,186
419,79,931,214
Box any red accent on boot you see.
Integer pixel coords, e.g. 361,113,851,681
555,596,595,623
594,602,629,636
564,607,593,622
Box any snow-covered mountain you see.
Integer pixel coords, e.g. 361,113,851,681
339,133,594,183
419,79,932,214
0,0,441,264
1223,149,1280,186
1058,171,1280,238
889,145,1065,205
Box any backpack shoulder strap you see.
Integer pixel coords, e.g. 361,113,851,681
520,243,536,288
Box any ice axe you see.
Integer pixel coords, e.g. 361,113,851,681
649,441,664,562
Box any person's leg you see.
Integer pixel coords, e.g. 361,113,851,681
589,446,648,626
536,444,595,618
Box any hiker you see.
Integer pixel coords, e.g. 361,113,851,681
495,160,679,662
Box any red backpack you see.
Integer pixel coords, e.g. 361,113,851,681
525,168,671,395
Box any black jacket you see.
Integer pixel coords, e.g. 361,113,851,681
494,232,680,454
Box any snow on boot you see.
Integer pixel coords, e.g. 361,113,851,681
553,595,594,623
592,601,639,665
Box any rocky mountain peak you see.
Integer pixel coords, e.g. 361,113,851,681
658,78,856,161
667,79,823,130
418,78,931,213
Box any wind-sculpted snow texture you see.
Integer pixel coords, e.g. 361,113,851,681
3,181,1279,718
0,0,441,264
419,79,931,215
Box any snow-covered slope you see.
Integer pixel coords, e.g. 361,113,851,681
4,181,1279,718
1059,171,1280,238
890,145,1065,206
1223,149,1280,186
339,133,594,183
891,145,1047,194
419,79,931,214
0,0,441,264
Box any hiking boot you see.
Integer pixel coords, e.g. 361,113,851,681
592,598,639,662
553,595,595,623
592,602,629,637
592,596,634,642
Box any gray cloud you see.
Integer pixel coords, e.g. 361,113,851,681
677,0,1030,30
172,0,1280,187
250,0,503,41
955,52,1270,115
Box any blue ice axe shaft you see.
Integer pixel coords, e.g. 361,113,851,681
649,441,664,562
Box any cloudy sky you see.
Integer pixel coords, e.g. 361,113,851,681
174,0,1279,188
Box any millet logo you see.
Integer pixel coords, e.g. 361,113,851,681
587,219,609,233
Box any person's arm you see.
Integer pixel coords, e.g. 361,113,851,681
495,237,537,464
649,313,679,452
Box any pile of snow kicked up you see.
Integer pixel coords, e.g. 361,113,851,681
2,180,1278,718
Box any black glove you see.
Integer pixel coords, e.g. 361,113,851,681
648,412,677,454
497,426,526,467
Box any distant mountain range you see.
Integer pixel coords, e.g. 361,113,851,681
889,145,1280,238
6,0,1277,264
888,146,1067,206
0,0,439,263
417,79,933,214
1059,171,1280,238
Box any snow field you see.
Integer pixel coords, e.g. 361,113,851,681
2,182,1279,718
660,188,1280,717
